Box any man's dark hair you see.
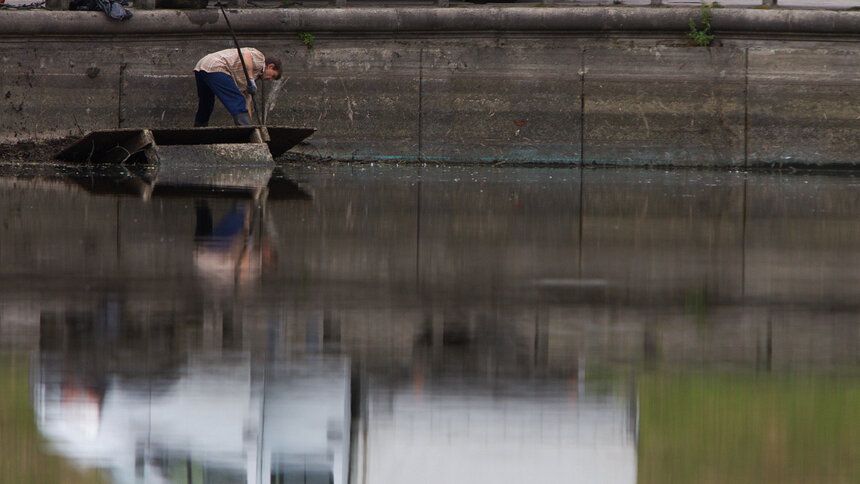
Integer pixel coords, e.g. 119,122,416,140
265,56,282,80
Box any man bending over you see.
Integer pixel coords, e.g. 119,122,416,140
193,48,281,127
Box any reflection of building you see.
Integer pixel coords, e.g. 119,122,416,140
26,300,639,484
359,379,637,484
32,353,350,484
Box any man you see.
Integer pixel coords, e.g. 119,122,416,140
193,48,281,127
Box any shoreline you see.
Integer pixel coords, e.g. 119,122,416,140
3,137,860,174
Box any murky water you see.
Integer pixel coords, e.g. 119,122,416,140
0,162,857,484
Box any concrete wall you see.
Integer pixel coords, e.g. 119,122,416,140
3,8,860,167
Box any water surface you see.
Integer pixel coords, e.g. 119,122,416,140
0,162,857,484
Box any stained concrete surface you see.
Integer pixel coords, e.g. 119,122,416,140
7,0,857,8
3,7,860,166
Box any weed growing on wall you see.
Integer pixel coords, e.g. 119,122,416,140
689,4,715,47
298,32,315,48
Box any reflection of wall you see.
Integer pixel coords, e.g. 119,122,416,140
0,303,39,350
270,168,860,306
1,169,857,305
0,168,857,372
275,304,858,375
33,354,350,484
743,174,860,306
8,291,854,384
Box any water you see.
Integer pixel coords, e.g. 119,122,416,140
0,162,857,484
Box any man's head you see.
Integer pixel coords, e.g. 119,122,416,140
263,56,282,81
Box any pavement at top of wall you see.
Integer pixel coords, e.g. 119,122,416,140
1,0,859,8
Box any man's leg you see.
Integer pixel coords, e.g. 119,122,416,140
194,200,213,238
194,71,216,127
202,72,253,126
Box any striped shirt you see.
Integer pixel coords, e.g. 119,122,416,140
194,48,265,93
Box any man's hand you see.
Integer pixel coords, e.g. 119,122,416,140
247,80,257,96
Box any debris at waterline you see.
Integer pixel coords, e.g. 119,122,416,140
0,138,73,164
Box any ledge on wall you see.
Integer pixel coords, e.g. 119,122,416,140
2,7,860,37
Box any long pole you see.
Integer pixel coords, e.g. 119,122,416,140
219,3,262,126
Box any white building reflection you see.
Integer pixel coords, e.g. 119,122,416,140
31,349,637,484
358,379,636,484
32,354,350,484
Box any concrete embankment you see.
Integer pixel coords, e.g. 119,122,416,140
2,7,860,167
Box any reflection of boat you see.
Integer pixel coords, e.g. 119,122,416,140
11,162,309,291
67,164,311,201
32,353,350,484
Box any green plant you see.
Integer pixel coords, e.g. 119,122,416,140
298,32,315,48
688,4,715,47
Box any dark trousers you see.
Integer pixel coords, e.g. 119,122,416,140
194,71,247,126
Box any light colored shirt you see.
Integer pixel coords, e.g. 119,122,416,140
194,48,265,93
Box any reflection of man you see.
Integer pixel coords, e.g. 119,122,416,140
194,200,249,246
193,200,276,286
193,48,281,127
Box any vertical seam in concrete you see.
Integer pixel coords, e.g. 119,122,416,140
579,46,586,166
418,46,424,163
743,48,749,170
118,62,126,129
